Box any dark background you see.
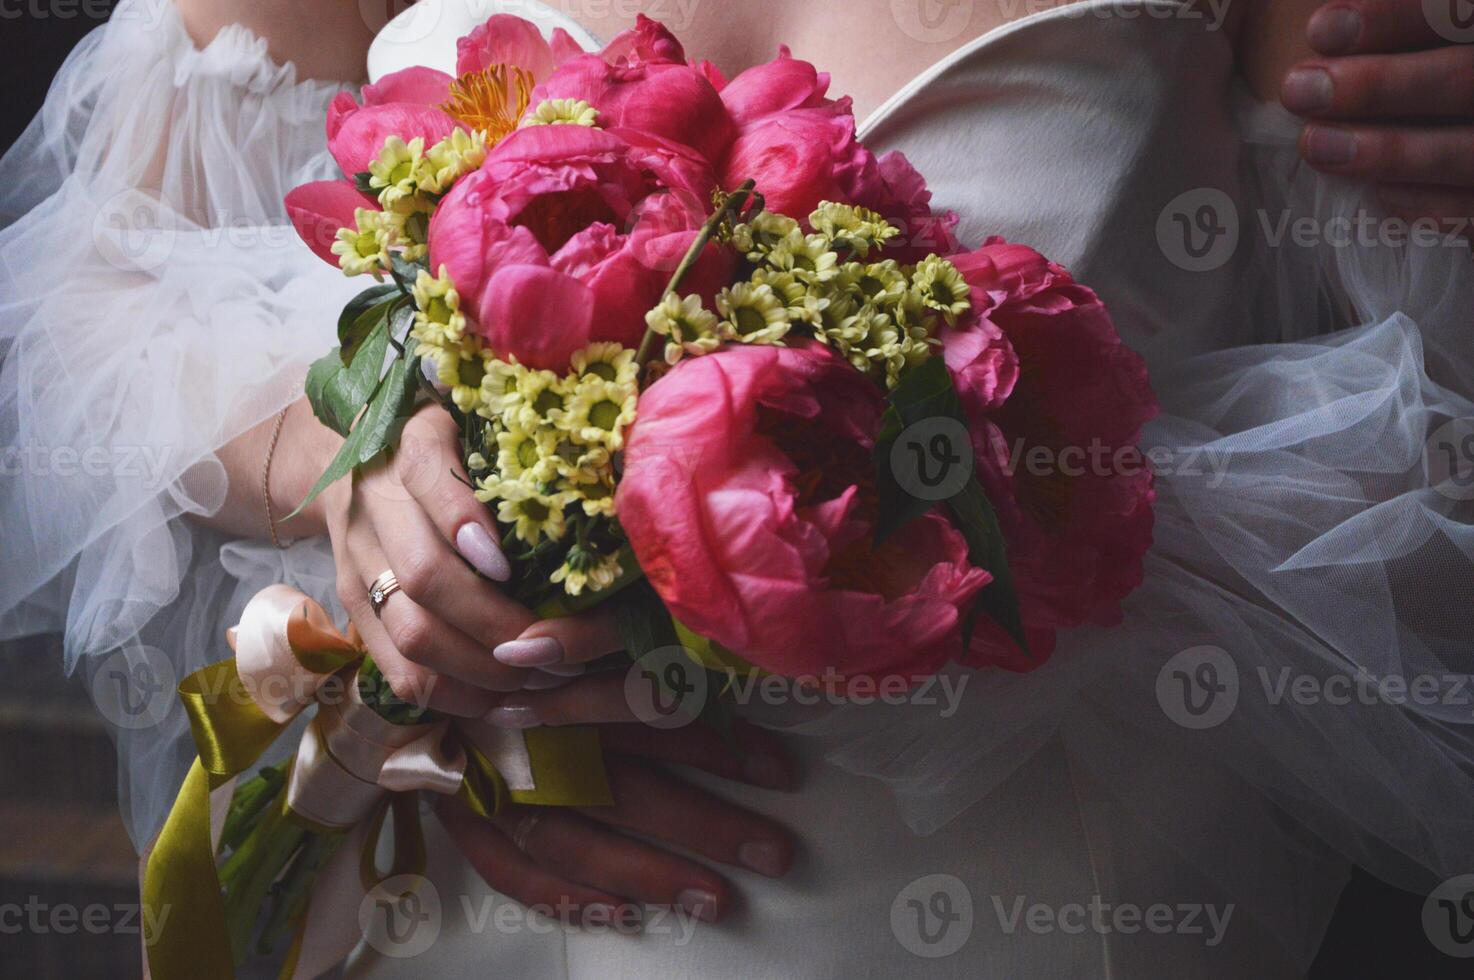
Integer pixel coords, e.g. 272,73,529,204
0,5,1465,977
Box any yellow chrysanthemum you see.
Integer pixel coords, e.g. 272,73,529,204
569,342,638,386
809,202,899,257
520,98,600,128
548,438,611,485
715,282,790,346
411,267,468,347
512,368,573,429
569,474,618,518
495,420,560,483
331,208,393,278
368,136,433,209
474,475,571,545
911,255,972,325
563,376,638,452
429,338,492,415
846,259,909,307
423,128,488,195
731,212,801,260
644,293,721,365
478,358,525,419
767,230,840,284
551,547,623,597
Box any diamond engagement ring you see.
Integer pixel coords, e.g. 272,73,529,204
368,570,402,616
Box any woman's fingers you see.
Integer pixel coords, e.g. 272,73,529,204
392,406,512,583
490,804,733,922
580,757,797,880
484,670,642,728
492,607,623,670
1283,46,1474,120
435,797,632,926
1298,123,1474,186
598,719,799,791
1306,1,1448,56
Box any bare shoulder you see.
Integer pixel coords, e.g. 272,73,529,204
173,0,374,83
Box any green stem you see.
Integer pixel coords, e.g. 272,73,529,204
634,179,758,369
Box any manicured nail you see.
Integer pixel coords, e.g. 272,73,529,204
538,662,587,678
742,755,794,791
1304,126,1357,166
494,636,565,667
456,523,511,582
676,889,721,923
524,671,573,691
1282,68,1333,115
484,703,540,728
1307,6,1362,54
737,841,788,878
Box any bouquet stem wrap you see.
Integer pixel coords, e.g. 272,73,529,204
142,585,612,980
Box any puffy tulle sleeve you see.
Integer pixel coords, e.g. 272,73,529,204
0,1,365,845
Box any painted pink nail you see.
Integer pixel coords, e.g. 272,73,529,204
456,523,511,582
484,704,540,729
494,636,565,667
524,671,573,691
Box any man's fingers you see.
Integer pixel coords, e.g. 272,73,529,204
435,798,631,926
490,805,733,922
1283,46,1474,120
598,719,800,791
1299,123,1474,186
492,607,624,670
580,758,797,880
1307,1,1450,55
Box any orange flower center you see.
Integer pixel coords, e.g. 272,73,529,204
440,65,534,144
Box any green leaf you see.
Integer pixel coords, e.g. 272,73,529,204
872,356,1031,657
614,579,682,660
390,252,429,292
337,285,400,364
304,308,391,437
290,343,422,518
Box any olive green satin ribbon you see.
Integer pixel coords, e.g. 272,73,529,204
143,588,612,980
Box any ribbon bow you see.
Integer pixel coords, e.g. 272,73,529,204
143,585,612,980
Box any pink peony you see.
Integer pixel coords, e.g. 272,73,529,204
617,343,993,687
428,124,728,370
534,16,735,164
945,241,1158,670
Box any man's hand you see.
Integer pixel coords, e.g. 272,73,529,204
1281,0,1474,231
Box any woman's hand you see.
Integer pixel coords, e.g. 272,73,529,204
1281,0,1474,230
319,402,623,716
438,696,799,926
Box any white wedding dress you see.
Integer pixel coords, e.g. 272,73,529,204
2,1,1472,978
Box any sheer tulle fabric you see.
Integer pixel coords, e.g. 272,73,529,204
0,2,355,843
778,88,1474,928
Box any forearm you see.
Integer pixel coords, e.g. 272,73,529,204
190,396,341,542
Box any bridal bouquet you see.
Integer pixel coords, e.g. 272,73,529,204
145,14,1157,980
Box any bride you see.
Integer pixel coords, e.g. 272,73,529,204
2,0,1472,976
